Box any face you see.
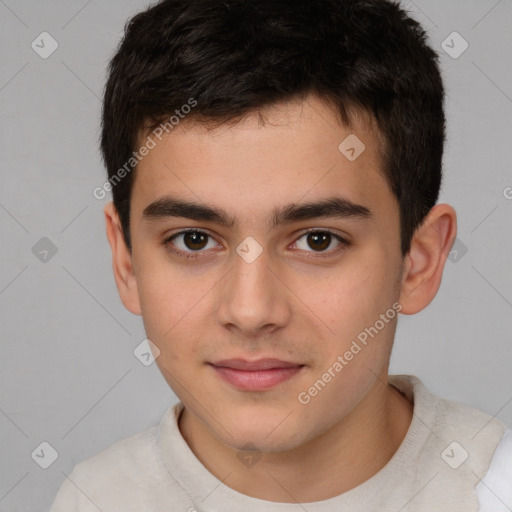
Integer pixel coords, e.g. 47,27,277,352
126,95,405,452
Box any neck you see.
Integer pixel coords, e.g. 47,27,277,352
179,375,413,503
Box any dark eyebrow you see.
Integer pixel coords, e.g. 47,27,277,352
142,195,373,229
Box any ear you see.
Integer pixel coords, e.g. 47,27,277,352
104,202,142,316
399,203,457,315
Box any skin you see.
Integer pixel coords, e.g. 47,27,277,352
104,94,457,503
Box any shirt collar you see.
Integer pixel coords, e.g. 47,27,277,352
156,375,434,512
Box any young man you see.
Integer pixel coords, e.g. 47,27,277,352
51,0,511,510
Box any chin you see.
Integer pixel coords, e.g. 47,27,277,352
226,432,302,454
217,413,307,454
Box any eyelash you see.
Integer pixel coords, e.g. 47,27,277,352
163,228,351,261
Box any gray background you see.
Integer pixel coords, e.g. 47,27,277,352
0,0,511,510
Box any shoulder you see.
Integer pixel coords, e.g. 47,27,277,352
477,427,512,511
74,422,161,477
394,375,512,509
50,419,172,511
437,393,501,426
393,374,507,439
391,375,508,472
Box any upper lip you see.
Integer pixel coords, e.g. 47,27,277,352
210,358,303,371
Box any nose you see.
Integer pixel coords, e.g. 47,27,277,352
216,246,291,338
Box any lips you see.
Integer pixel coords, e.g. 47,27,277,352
209,358,305,391
210,358,302,371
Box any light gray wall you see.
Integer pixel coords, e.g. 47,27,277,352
0,1,511,510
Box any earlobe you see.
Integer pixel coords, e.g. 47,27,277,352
399,204,457,315
104,202,142,316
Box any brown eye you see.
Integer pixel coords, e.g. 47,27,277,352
165,230,217,259
294,230,347,254
306,231,332,251
182,231,208,250
292,229,351,258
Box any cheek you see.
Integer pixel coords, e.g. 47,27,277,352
308,260,386,324
134,260,209,366
136,270,186,349
136,248,192,320
300,248,398,356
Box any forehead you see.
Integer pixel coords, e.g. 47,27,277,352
131,95,394,225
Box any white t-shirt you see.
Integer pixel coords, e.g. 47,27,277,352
49,375,512,511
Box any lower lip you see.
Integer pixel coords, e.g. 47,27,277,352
210,365,304,391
